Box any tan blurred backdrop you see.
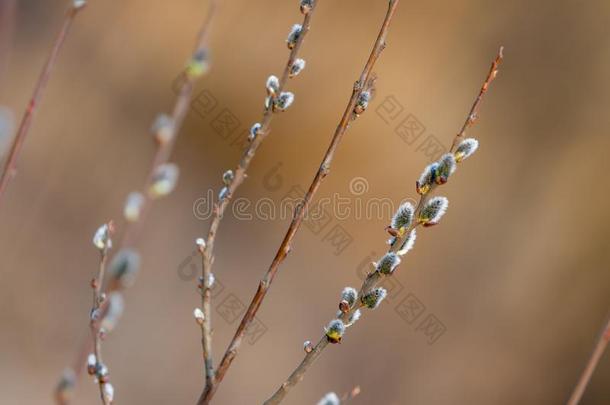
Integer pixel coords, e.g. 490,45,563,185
1,0,609,404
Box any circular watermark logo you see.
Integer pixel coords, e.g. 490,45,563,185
349,176,369,196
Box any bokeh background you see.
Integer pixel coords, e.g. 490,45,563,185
1,0,609,404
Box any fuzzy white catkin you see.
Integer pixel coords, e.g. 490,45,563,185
100,293,124,334
376,252,401,275
124,192,144,222
391,202,415,230
92,224,112,251
108,249,140,289
455,138,479,162
362,287,387,309
249,123,262,141
317,392,340,405
418,196,449,225
397,229,417,256
434,153,457,184
286,24,302,49
341,287,358,306
149,163,179,198
275,92,295,111
151,114,174,144
289,58,306,77
102,383,114,402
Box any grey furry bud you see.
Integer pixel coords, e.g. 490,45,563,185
92,224,112,251
185,48,210,79
346,309,361,327
286,24,303,49
87,354,97,375
222,170,234,185
266,75,280,96
102,383,114,403
149,163,179,198
454,138,479,162
416,162,438,195
354,91,371,115
434,153,456,184
303,340,313,353
73,0,86,9
274,92,295,111
249,123,262,141
151,114,174,144
300,0,314,15
55,368,76,403
108,248,140,289
317,392,340,405
418,196,449,226
218,186,229,201
361,287,387,309
100,292,124,334
341,287,358,306
194,308,205,325
289,58,306,77
391,202,415,231
396,229,417,256
123,192,145,222
376,252,401,275
325,319,345,343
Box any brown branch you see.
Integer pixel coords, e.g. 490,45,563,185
90,233,112,405
450,46,504,152
263,46,504,405
121,0,219,248
54,1,219,402
567,313,610,405
195,2,319,402
265,337,329,405
0,2,86,203
200,1,402,404
198,242,215,391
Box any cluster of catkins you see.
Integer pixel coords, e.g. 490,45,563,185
322,137,480,344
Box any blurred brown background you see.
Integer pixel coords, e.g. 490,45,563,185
1,0,609,404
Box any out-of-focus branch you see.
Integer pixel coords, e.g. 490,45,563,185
567,314,610,405
0,1,86,203
54,1,219,402
89,223,113,404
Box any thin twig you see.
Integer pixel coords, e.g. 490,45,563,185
202,2,401,404
264,46,504,405
55,1,219,402
198,244,215,391
196,3,319,403
0,2,86,203
567,313,610,405
90,233,111,405
450,46,504,152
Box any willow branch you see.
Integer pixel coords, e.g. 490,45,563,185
450,46,504,152
202,2,401,404
196,2,319,403
90,239,111,405
567,313,610,405
0,2,86,203
264,46,504,405
121,0,219,248
54,1,219,402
